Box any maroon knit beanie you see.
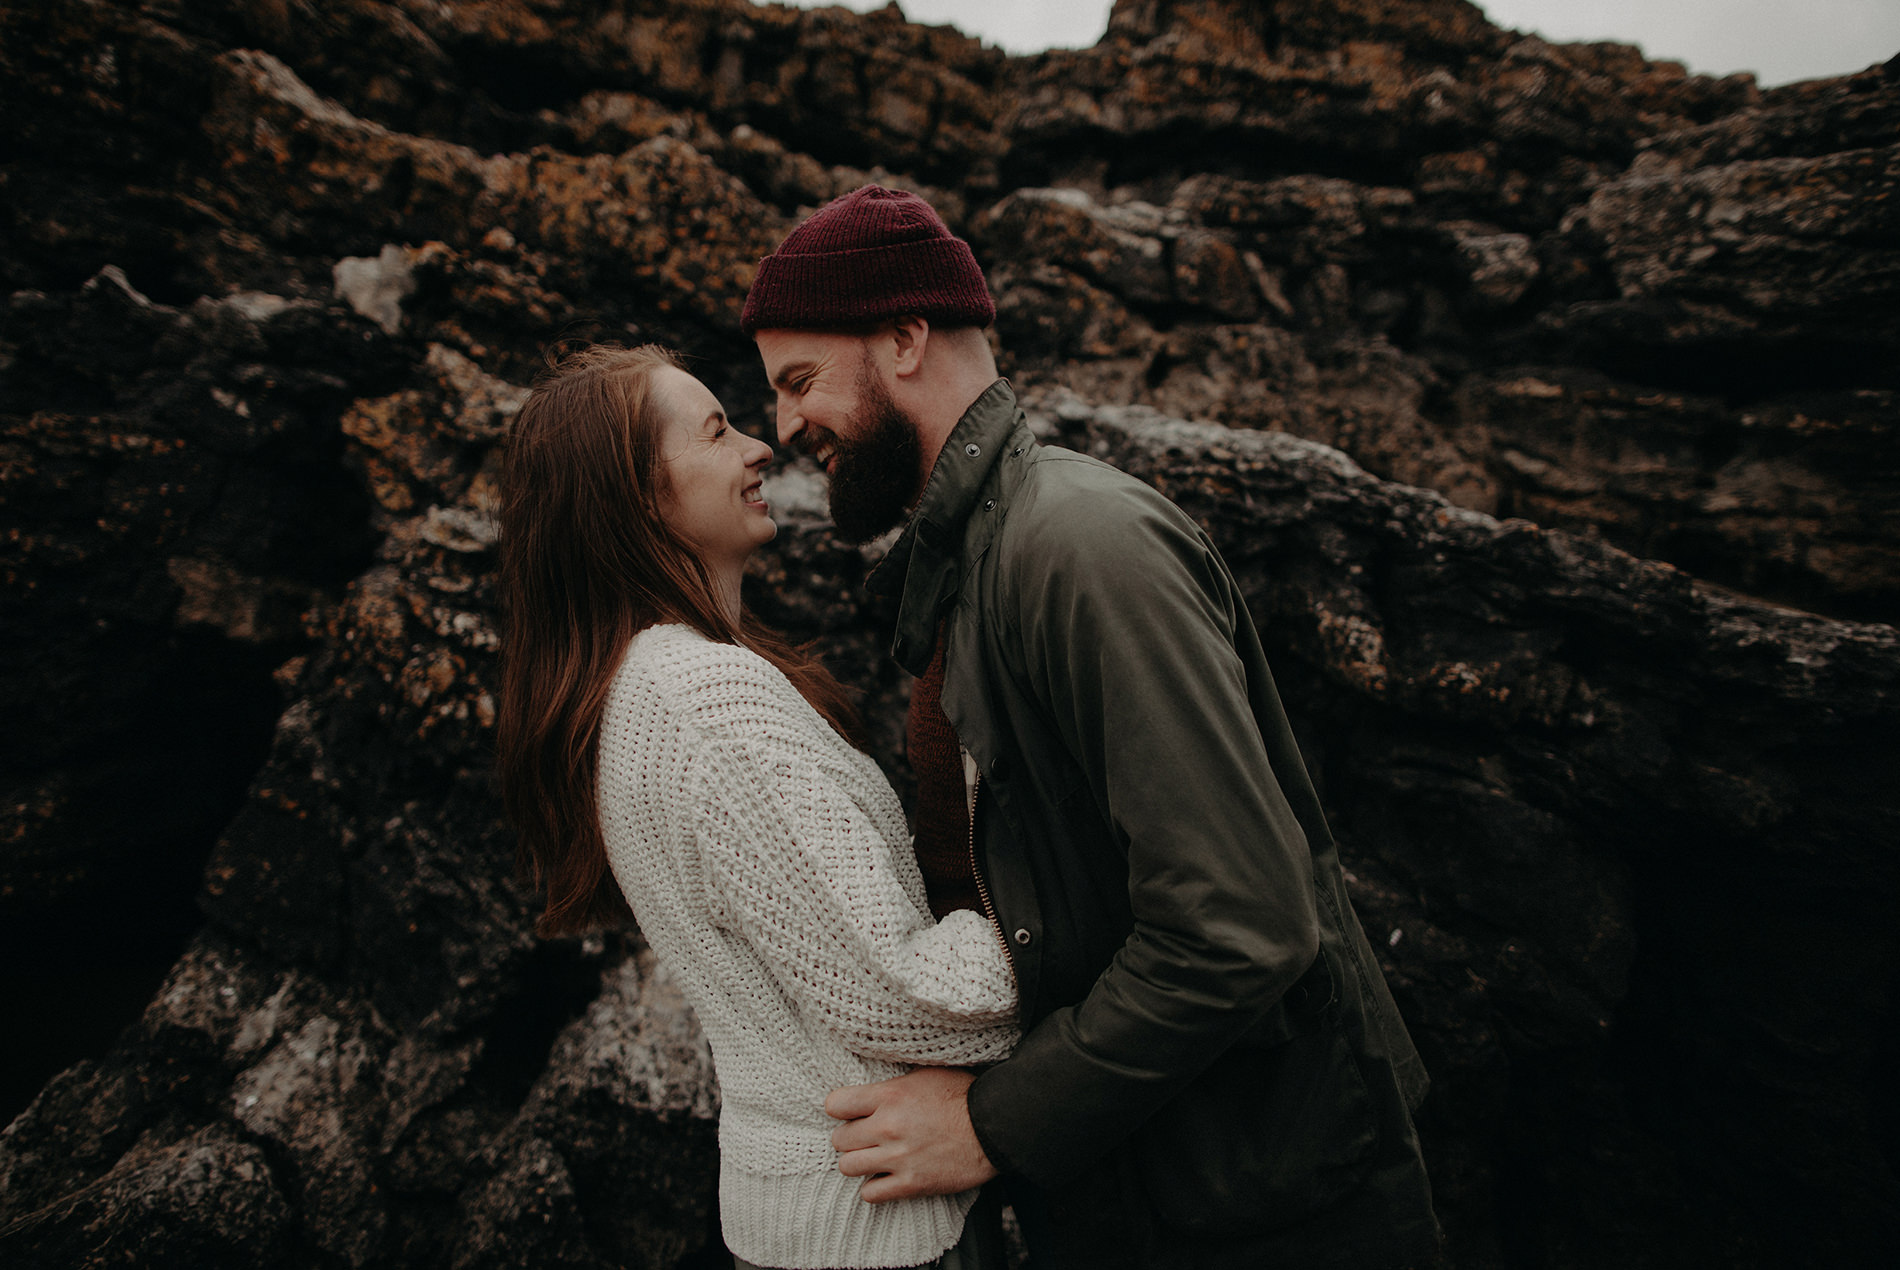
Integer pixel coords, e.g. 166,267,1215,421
741,185,995,335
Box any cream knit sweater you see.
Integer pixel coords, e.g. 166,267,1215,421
597,624,1020,1269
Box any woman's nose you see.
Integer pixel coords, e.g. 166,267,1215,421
746,433,773,468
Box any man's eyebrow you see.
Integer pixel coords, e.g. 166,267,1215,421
769,360,815,390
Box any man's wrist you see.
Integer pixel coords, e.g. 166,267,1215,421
964,1065,1021,1181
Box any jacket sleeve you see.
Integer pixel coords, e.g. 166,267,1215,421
681,654,1019,1068
966,468,1320,1184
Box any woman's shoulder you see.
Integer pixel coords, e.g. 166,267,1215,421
612,623,804,731
621,622,780,683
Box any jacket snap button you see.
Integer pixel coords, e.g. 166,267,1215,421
989,754,1008,779
983,498,996,511
964,443,982,457
1013,928,1032,946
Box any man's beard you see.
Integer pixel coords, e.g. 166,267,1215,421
823,367,924,544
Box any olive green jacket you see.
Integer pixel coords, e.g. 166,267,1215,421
868,382,1437,1265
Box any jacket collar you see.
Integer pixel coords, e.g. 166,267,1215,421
867,378,1021,674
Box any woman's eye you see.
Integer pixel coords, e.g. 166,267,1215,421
714,426,729,439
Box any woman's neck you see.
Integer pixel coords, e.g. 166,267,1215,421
708,558,744,629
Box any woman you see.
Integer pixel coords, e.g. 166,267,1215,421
495,344,1017,1270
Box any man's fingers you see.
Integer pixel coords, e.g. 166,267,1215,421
830,1117,882,1153
823,1079,890,1121
824,1068,995,1202
835,1145,897,1179
857,1171,918,1204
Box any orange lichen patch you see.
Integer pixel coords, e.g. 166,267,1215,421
1426,660,1494,697
166,557,266,643
339,378,485,512
433,0,559,47
1342,41,1407,76
461,466,504,519
1314,603,1390,695
565,90,696,150
400,649,464,707
339,567,411,655
12,412,185,459
340,393,420,454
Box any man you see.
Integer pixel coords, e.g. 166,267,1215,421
742,185,1439,1268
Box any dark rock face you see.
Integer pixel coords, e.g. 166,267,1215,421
1053,397,1898,1266
2,1,1895,1266
983,12,1899,621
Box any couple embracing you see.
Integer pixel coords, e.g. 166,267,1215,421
496,187,1440,1270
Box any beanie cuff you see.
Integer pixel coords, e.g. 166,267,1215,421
742,239,996,334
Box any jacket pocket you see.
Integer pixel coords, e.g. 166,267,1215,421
1131,1003,1379,1236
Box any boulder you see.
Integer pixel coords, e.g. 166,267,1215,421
4,1,1897,1265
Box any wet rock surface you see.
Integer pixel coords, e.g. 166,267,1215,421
3,1,1896,1266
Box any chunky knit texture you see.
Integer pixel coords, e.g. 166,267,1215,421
597,624,1020,1269
740,185,995,334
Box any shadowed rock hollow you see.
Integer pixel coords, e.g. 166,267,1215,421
2,1,1896,1266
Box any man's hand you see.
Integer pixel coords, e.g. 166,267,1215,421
825,1066,998,1202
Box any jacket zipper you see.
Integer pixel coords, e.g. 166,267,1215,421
967,771,1015,972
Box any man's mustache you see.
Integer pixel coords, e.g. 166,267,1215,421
795,426,839,460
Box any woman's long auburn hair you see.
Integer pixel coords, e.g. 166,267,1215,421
495,343,862,937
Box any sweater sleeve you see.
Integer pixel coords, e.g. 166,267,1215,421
666,648,1019,1067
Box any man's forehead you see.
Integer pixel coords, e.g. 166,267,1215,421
757,328,863,376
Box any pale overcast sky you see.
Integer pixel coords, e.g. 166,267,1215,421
778,0,1900,87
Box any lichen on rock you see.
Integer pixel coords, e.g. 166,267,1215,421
3,1,1897,1266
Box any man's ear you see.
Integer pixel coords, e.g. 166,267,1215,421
888,315,930,379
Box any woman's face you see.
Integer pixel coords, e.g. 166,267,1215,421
652,366,777,573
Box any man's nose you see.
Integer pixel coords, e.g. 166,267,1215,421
773,393,803,448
